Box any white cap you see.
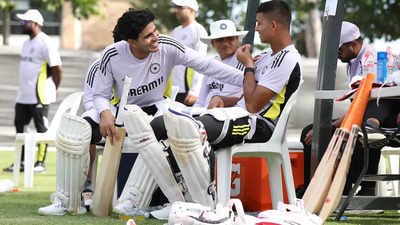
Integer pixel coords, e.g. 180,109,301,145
170,0,199,12
200,20,248,43
16,9,44,26
339,21,360,48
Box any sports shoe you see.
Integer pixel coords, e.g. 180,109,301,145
38,193,67,216
33,161,47,173
3,163,24,172
150,204,171,220
82,189,93,211
113,200,149,217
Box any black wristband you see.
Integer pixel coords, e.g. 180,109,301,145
244,67,255,74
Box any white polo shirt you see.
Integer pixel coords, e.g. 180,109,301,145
16,32,62,104
195,52,244,107
171,21,208,95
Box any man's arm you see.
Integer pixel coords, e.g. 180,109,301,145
208,95,241,109
237,45,277,113
162,35,244,87
50,65,62,89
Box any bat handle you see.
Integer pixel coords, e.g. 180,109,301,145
116,76,132,124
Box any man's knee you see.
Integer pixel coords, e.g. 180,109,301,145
83,116,102,145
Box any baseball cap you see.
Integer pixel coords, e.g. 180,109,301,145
16,9,44,26
170,0,199,12
200,20,248,43
339,21,360,48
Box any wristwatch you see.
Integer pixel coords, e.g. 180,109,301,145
244,67,255,74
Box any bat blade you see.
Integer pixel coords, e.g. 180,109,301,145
92,127,126,217
303,128,346,213
318,125,359,221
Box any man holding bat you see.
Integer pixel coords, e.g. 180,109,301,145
90,8,248,216
120,0,302,219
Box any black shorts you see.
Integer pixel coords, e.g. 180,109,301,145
83,116,102,145
14,103,49,133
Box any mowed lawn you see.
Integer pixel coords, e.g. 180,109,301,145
0,151,399,225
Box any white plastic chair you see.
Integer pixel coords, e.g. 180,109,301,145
13,92,84,188
215,81,303,209
377,146,400,197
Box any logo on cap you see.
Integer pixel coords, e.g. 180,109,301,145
220,23,227,30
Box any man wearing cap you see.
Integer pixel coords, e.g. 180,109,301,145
168,0,208,106
300,21,400,198
3,9,62,174
195,19,247,108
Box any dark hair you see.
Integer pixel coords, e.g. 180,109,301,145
256,0,291,30
113,8,155,41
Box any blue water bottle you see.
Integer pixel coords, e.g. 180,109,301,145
377,51,387,83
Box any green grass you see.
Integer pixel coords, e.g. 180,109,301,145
0,151,399,224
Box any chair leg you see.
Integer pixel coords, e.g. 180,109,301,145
265,155,283,209
24,134,36,188
215,147,233,209
13,142,23,187
281,149,297,204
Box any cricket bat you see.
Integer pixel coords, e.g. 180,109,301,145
318,73,375,221
92,76,132,217
302,73,375,214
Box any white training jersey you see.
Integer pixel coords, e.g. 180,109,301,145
236,44,303,128
16,32,62,104
93,35,243,114
171,21,208,95
347,42,377,84
82,59,100,112
194,52,244,108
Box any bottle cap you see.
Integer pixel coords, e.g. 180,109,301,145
378,51,387,59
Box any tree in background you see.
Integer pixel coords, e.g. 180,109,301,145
130,0,243,33
0,0,100,46
0,0,16,45
36,0,100,19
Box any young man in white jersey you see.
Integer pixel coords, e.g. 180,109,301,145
122,1,302,219
168,0,208,106
194,19,247,108
3,9,62,173
89,8,243,216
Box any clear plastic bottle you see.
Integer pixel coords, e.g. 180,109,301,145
393,53,400,85
386,47,395,83
361,45,376,79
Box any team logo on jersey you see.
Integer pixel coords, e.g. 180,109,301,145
220,23,227,30
149,63,161,74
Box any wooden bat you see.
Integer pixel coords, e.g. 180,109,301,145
92,76,132,217
318,73,375,221
303,73,375,214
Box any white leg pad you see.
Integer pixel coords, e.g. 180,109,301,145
122,104,185,203
164,109,214,207
56,113,91,215
118,155,157,208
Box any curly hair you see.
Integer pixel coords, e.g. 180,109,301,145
257,0,292,30
113,8,155,41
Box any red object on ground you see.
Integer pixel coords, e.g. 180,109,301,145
222,152,304,212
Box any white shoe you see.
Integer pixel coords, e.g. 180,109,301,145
0,179,14,192
113,200,148,217
33,162,47,173
38,193,67,216
150,204,171,220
